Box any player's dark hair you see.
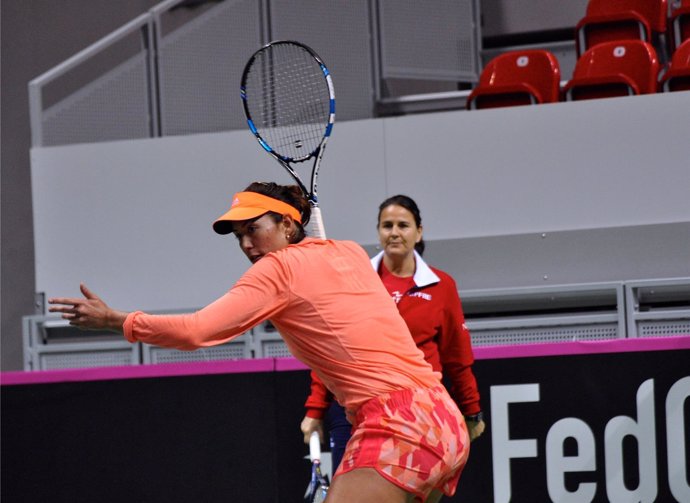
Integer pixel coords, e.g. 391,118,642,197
244,181,310,243
377,194,425,256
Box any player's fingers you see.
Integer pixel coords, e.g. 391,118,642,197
80,283,100,301
48,297,81,306
47,307,80,324
48,303,82,317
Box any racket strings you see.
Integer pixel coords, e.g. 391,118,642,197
244,44,331,160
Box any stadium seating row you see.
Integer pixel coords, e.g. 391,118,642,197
467,0,690,109
669,0,690,53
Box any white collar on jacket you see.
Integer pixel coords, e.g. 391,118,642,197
370,249,440,288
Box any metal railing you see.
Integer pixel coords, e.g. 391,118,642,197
29,13,158,147
28,0,482,147
29,0,243,147
22,278,690,370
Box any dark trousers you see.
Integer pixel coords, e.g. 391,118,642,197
326,401,352,472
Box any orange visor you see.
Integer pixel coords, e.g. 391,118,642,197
213,191,302,235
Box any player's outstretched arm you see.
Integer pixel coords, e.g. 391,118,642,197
48,283,128,333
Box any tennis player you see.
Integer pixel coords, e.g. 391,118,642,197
49,182,470,503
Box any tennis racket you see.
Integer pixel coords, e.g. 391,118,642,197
304,431,329,503
240,40,335,239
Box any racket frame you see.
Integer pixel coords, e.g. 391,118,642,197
240,40,335,238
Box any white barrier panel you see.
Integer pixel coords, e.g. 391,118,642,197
31,92,690,312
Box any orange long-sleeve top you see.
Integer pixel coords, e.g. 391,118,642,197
124,238,441,414
304,251,481,419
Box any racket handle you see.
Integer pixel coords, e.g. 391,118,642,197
308,205,327,240
309,431,321,461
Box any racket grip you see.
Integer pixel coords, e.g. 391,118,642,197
308,205,327,239
309,431,321,461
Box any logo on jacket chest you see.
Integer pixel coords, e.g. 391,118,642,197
391,290,432,304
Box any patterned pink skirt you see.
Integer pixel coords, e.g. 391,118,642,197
335,385,470,502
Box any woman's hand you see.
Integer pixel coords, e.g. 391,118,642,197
300,415,325,444
48,283,127,332
466,418,486,441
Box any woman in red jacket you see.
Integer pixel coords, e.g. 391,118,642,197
301,194,485,471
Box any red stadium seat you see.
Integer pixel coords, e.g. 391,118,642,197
466,50,561,110
563,40,660,101
576,0,668,56
660,38,690,90
669,0,690,53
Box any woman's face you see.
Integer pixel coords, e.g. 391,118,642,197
232,214,290,264
377,204,422,260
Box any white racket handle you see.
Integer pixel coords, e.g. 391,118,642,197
308,205,327,240
309,431,321,461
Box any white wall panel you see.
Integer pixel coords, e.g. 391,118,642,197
383,92,690,239
480,0,589,37
31,121,386,312
31,92,690,312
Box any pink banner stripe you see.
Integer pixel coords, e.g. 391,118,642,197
274,357,309,372
2,336,688,386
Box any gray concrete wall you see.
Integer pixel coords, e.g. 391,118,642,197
1,0,161,370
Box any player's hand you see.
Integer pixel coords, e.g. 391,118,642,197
467,418,486,441
48,283,127,332
300,416,325,444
